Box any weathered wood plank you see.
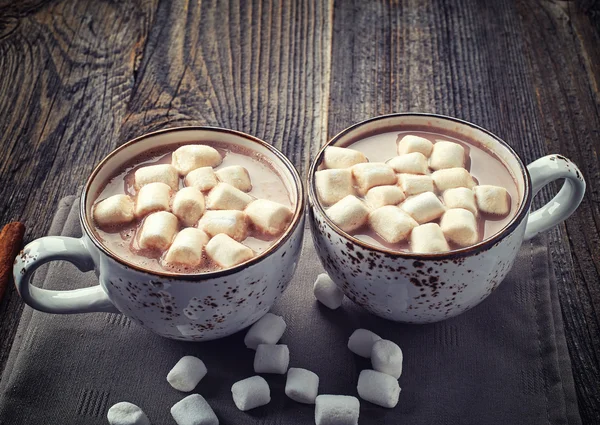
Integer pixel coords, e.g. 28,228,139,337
119,0,332,174
516,1,600,420
0,0,158,374
328,0,600,422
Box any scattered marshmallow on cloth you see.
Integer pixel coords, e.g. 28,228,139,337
170,394,218,425
285,368,320,404
371,339,403,379
315,395,360,425
254,344,290,374
231,376,271,411
107,402,150,425
357,369,401,408
348,329,382,358
167,355,207,392
244,312,287,350
313,273,345,309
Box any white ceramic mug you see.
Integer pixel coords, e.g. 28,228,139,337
308,113,585,323
13,127,305,341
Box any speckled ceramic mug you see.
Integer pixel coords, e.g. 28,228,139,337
308,113,585,324
13,127,305,341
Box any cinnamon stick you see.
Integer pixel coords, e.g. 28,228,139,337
0,222,26,303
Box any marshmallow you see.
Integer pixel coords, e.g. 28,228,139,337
134,163,179,190
245,199,293,236
167,356,208,392
170,394,218,425
348,329,382,358
185,167,219,192
205,234,254,268
315,169,355,206
254,344,290,374
398,173,434,196
474,185,511,216
285,367,320,404
313,273,344,309
429,141,465,170
315,395,360,425
164,228,209,267
135,182,172,218
369,205,418,243
323,146,368,169
173,187,205,226
352,162,397,195
107,402,150,425
364,185,406,209
410,223,450,253
206,183,253,211
198,210,247,241
397,134,433,157
138,211,178,251
244,312,287,350
215,165,252,192
400,192,445,224
440,208,479,247
326,195,370,232
387,152,429,174
93,195,135,228
432,167,476,191
371,339,403,379
357,369,401,408
172,145,222,175
443,187,478,215
231,376,271,411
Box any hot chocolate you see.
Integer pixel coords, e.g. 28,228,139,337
92,142,294,273
315,129,519,253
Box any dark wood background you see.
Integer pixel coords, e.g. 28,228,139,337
0,0,598,422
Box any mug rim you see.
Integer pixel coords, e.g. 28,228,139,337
308,112,533,259
80,126,306,281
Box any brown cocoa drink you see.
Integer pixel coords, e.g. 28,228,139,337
92,142,294,274
315,129,519,253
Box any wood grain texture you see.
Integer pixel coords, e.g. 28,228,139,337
0,0,157,373
516,1,600,420
0,0,598,422
119,0,332,174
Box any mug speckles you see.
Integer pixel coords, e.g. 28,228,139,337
307,113,585,324
92,217,305,340
13,127,306,341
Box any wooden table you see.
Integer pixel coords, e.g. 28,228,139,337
1,0,598,422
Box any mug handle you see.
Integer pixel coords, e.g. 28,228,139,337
524,154,586,240
13,236,119,314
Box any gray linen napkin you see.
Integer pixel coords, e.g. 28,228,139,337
0,196,581,424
